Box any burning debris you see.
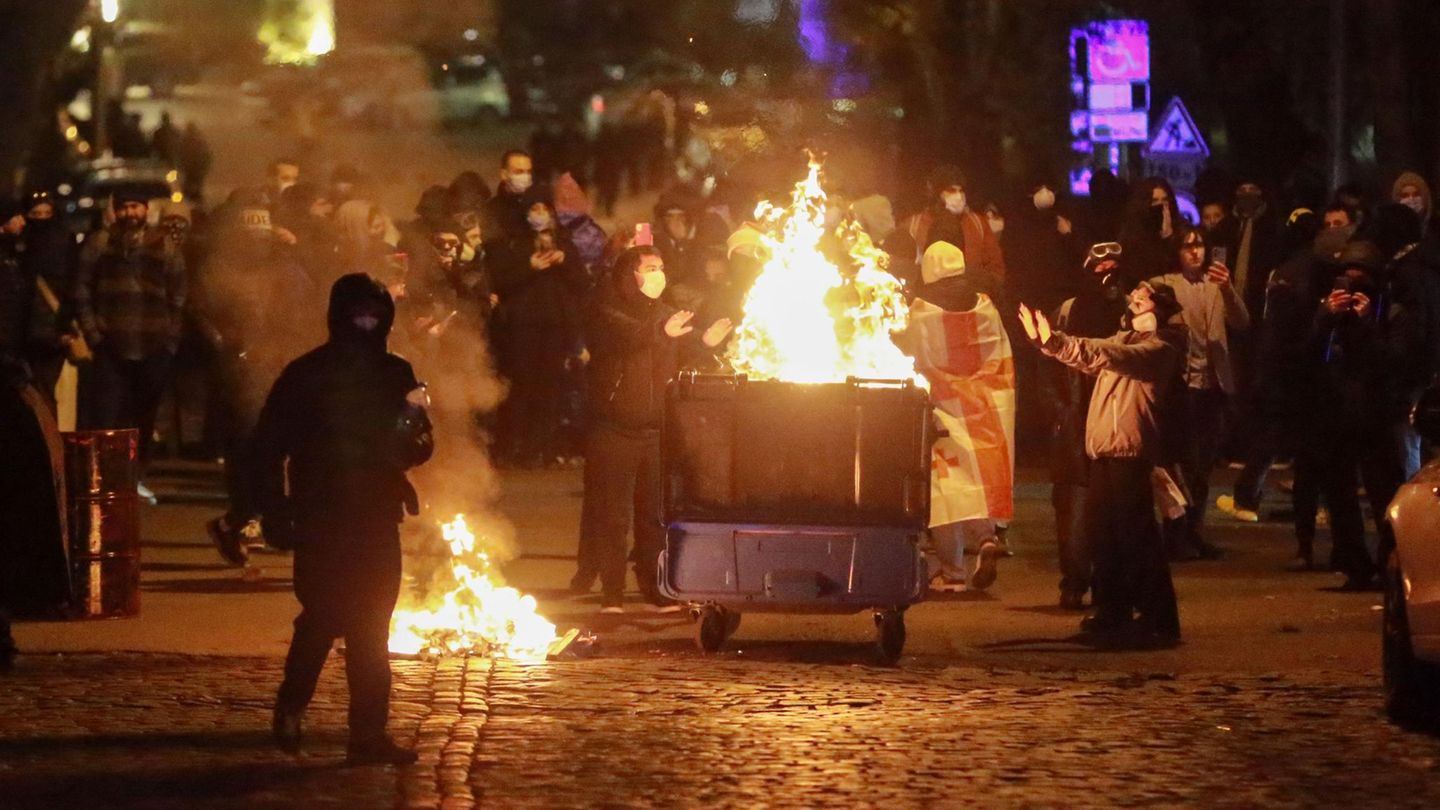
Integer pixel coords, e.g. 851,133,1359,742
388,514,559,662
726,158,921,386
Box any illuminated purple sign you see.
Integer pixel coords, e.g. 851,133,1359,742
1085,20,1150,82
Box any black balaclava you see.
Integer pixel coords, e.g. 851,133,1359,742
1368,202,1423,258
327,273,395,352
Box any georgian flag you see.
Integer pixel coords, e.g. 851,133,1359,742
906,294,1016,526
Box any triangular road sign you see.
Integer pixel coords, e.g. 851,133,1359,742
1144,97,1209,158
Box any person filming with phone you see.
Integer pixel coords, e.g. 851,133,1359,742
1147,229,1250,561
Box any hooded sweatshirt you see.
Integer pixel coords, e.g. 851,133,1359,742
252,273,431,528
1392,171,1433,233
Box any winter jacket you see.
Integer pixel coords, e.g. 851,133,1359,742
490,229,587,332
585,275,690,432
19,218,78,357
1040,323,1186,462
1147,270,1250,393
1045,283,1129,484
252,274,432,532
74,226,187,360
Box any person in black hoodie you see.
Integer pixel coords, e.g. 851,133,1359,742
1043,242,1132,609
490,193,588,466
1,202,72,668
19,191,79,410
254,273,433,765
577,246,731,612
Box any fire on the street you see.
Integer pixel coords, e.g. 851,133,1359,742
726,159,920,386
388,515,557,661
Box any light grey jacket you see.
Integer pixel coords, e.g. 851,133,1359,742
1040,323,1187,462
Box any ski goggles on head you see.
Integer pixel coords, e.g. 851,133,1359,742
1087,242,1122,261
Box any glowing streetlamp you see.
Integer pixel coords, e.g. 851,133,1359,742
100,0,119,24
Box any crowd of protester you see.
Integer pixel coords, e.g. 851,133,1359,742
6,119,1440,649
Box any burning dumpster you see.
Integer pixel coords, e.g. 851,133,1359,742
658,373,931,663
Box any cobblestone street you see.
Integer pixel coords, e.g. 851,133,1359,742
5,653,1440,808
5,469,1438,807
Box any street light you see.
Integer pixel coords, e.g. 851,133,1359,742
101,0,119,24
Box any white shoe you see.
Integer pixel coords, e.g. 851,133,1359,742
599,603,624,615
136,482,158,505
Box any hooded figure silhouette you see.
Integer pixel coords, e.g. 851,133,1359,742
254,272,431,765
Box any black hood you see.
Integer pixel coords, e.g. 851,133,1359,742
327,273,395,350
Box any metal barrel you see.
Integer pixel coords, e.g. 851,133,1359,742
61,429,141,618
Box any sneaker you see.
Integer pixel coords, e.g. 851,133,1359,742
598,602,625,615
346,735,418,766
646,599,684,614
968,540,1001,591
1215,495,1259,523
207,517,249,566
931,575,967,593
136,481,158,505
272,708,303,754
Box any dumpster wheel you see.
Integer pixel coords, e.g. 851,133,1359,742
874,609,906,664
695,606,737,653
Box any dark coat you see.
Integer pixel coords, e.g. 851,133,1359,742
252,274,433,535
19,217,78,357
585,273,688,432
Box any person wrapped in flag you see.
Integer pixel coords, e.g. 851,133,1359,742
897,241,1015,592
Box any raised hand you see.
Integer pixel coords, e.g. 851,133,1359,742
702,317,734,348
1035,308,1052,345
665,310,695,338
1018,303,1039,343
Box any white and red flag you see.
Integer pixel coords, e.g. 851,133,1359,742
904,295,1016,526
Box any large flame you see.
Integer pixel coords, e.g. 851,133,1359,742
389,515,557,661
259,0,335,65
726,159,920,385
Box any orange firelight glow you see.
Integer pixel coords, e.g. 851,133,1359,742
726,159,920,386
388,515,557,661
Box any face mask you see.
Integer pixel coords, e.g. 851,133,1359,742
942,191,966,215
1314,226,1351,258
507,172,534,193
1130,311,1158,333
1235,192,1264,218
527,211,552,231
987,216,1005,235
353,314,381,332
636,270,666,299
1401,196,1426,215
460,243,476,262
1033,187,1055,210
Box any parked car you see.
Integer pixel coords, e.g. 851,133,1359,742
1384,385,1440,729
58,158,183,235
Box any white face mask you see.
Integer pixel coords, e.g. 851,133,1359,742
987,216,1005,235
1401,196,1426,215
353,314,381,332
507,172,534,193
1033,187,1055,210
1130,311,1157,333
942,191,967,215
636,270,666,299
